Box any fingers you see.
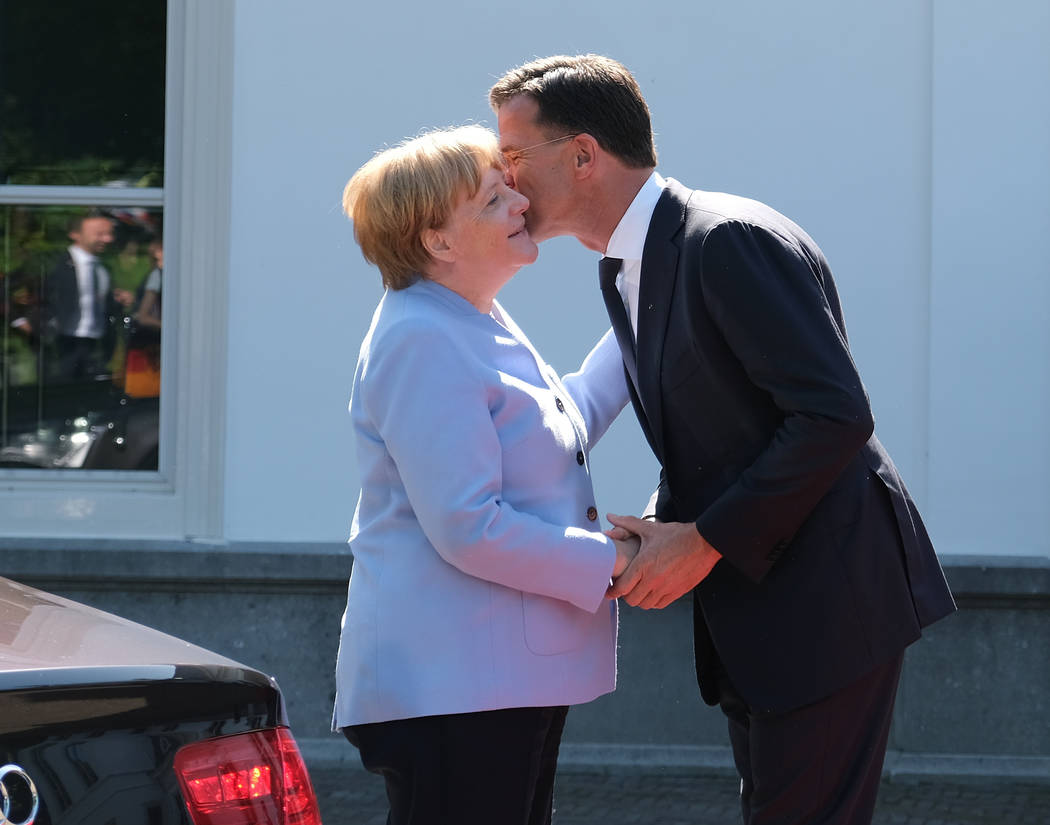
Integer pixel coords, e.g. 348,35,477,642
647,589,682,610
606,513,650,534
606,557,645,600
630,551,718,608
624,580,660,608
620,563,689,609
603,526,632,541
631,584,675,610
611,538,636,578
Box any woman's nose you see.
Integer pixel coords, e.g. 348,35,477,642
511,187,529,214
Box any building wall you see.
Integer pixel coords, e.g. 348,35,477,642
212,1,1050,764
6,546,1048,777
3,0,1048,780
222,0,1050,562
927,1,1050,556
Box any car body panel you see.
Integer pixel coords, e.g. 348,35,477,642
0,577,300,825
0,578,240,676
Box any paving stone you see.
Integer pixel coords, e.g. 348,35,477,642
310,765,1050,824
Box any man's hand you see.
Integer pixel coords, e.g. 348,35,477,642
604,514,721,609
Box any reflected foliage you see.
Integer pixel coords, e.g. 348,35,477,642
0,0,166,186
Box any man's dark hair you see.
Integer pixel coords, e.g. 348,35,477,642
67,207,110,234
489,54,657,169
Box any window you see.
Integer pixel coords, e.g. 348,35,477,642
0,1,166,471
0,1,231,538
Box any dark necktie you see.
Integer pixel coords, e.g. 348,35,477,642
598,256,638,390
89,259,102,328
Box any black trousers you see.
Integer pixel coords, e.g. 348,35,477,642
719,652,904,825
343,705,569,825
54,335,106,381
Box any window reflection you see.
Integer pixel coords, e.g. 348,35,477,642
0,206,162,470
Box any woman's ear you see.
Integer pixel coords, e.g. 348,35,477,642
422,227,455,263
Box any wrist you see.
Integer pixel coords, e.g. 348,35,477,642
691,524,720,560
681,521,707,551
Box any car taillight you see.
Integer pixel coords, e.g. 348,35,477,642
174,727,322,825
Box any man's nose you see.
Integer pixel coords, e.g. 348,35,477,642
503,166,517,189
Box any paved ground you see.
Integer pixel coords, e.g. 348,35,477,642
311,765,1050,824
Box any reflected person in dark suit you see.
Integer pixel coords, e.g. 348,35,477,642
491,55,956,825
44,210,123,381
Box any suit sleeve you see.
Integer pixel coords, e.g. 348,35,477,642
559,327,630,447
360,316,615,612
694,220,874,582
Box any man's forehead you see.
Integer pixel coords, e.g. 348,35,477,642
496,95,543,146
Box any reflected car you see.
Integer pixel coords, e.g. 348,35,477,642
0,577,322,825
0,391,158,471
1,311,161,471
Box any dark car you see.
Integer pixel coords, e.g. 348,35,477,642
0,577,322,825
0,382,159,471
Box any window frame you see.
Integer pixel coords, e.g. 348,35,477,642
0,0,231,539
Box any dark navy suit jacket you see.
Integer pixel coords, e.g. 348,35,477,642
44,251,119,352
617,178,955,713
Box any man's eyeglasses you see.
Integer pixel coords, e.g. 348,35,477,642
501,134,580,167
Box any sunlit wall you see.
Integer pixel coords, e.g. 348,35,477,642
223,0,1050,558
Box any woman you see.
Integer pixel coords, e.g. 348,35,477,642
333,125,636,825
125,236,162,398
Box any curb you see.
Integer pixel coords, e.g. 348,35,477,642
297,737,1050,785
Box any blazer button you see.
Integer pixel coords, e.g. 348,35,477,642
555,397,565,412
576,451,585,465
586,506,598,522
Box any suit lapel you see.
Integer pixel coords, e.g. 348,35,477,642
636,180,689,463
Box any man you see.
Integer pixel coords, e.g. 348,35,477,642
44,210,122,381
490,55,955,825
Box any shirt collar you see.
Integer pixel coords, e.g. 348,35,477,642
68,244,96,267
605,171,666,262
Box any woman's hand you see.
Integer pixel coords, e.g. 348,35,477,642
611,533,641,578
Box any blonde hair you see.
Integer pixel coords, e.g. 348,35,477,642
343,125,503,289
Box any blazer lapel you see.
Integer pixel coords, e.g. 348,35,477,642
636,181,689,463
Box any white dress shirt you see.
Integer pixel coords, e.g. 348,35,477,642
68,244,109,338
604,171,666,338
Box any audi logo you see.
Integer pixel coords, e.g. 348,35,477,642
0,765,38,825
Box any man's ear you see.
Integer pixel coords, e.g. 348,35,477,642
572,134,600,180
421,227,455,263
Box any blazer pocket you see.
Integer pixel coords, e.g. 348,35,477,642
521,592,594,656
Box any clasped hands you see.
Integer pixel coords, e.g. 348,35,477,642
606,514,722,610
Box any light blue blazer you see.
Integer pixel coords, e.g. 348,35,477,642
333,278,629,727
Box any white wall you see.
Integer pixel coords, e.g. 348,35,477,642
927,1,1050,556
223,0,1049,558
